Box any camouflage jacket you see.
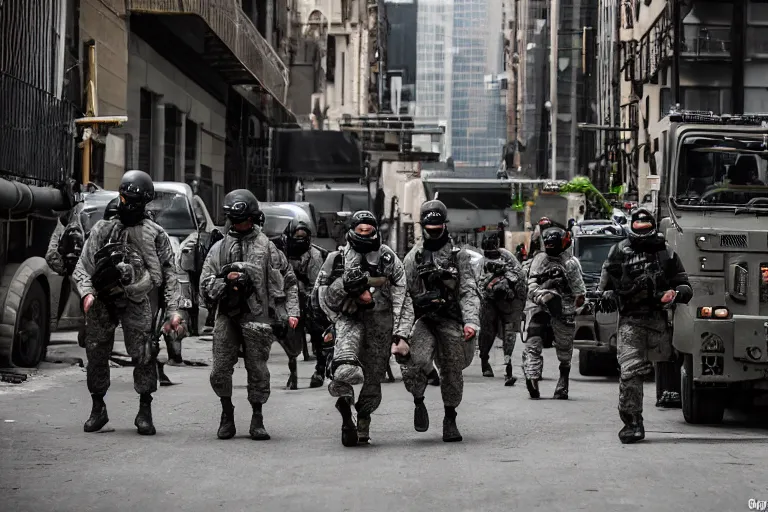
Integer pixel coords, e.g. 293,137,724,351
527,250,586,315
479,247,526,301
317,243,412,339
289,246,324,297
200,227,300,321
74,218,181,312
401,239,481,331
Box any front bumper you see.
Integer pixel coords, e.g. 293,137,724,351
689,315,768,383
572,301,618,353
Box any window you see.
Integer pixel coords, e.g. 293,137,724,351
745,88,768,113
185,118,197,181
164,105,179,181
748,0,768,24
682,88,731,114
138,88,152,173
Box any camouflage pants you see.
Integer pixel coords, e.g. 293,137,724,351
85,299,156,395
617,316,672,417
210,315,273,404
401,316,475,408
328,310,393,418
479,298,523,364
522,311,574,380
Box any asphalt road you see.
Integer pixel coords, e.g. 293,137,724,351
1,332,767,512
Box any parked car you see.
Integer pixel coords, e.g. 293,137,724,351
260,201,337,252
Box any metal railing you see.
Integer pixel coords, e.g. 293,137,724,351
680,24,731,57
126,0,290,105
0,72,77,185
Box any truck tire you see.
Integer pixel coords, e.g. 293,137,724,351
11,279,50,367
600,351,620,377
578,350,598,376
655,358,682,400
681,353,725,424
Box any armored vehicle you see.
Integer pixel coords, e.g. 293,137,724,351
571,220,626,376
652,110,768,424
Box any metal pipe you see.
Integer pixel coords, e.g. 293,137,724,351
0,178,69,212
549,0,558,181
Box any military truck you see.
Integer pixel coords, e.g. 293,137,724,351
649,109,768,424
571,220,626,376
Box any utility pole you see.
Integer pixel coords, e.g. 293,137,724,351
549,0,558,181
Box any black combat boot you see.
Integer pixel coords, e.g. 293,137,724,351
442,406,462,442
414,396,429,432
553,365,570,399
427,368,440,386
525,376,541,399
135,393,156,436
249,402,270,440
309,371,324,388
357,411,371,445
336,397,358,447
481,358,494,377
286,357,298,390
504,362,517,386
217,397,236,440
83,393,109,433
618,411,645,444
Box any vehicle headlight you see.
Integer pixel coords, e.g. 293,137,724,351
697,306,731,319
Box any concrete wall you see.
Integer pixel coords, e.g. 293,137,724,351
80,0,128,189
124,34,227,190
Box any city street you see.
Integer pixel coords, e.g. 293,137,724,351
1,332,767,512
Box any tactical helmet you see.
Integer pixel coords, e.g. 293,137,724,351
346,210,381,253
420,199,449,240
481,235,501,259
627,208,657,242
223,189,260,224
256,210,266,227
118,170,154,211
542,227,571,257
104,197,120,221
283,218,312,258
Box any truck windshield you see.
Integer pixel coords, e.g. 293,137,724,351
577,238,619,275
674,136,768,207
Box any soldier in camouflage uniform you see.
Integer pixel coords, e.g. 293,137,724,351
523,226,586,400
200,189,300,441
316,211,410,447
598,208,692,444
273,218,326,389
478,234,526,385
399,200,481,443
74,170,184,435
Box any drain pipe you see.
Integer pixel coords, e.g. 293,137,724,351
0,178,69,213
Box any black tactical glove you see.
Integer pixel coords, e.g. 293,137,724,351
596,290,618,313
343,267,370,296
413,290,445,316
491,278,511,298
538,291,563,318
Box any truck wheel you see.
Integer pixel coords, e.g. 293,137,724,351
681,353,725,424
11,279,50,367
599,351,620,377
578,350,598,376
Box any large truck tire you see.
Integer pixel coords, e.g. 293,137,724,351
578,350,599,376
0,259,53,368
681,354,725,424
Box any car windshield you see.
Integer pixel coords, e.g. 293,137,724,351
674,135,768,207
146,192,196,235
577,238,620,275
261,207,313,237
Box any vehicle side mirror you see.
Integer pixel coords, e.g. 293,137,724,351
335,211,352,225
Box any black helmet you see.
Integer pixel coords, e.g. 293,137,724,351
346,210,381,254
118,170,154,209
104,197,120,221
420,199,449,240
223,189,260,224
481,235,501,259
256,210,266,227
283,218,312,258
627,208,657,243
542,227,571,257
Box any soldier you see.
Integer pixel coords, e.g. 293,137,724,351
273,218,326,389
74,170,184,435
523,226,586,400
598,208,692,444
316,211,410,447
398,200,480,443
477,234,526,386
45,200,87,347
200,189,300,440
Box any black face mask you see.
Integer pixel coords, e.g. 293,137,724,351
544,245,563,257
347,230,381,254
118,204,146,227
484,249,500,260
287,236,311,258
423,229,449,252
424,226,445,240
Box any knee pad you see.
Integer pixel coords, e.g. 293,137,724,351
331,355,364,386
